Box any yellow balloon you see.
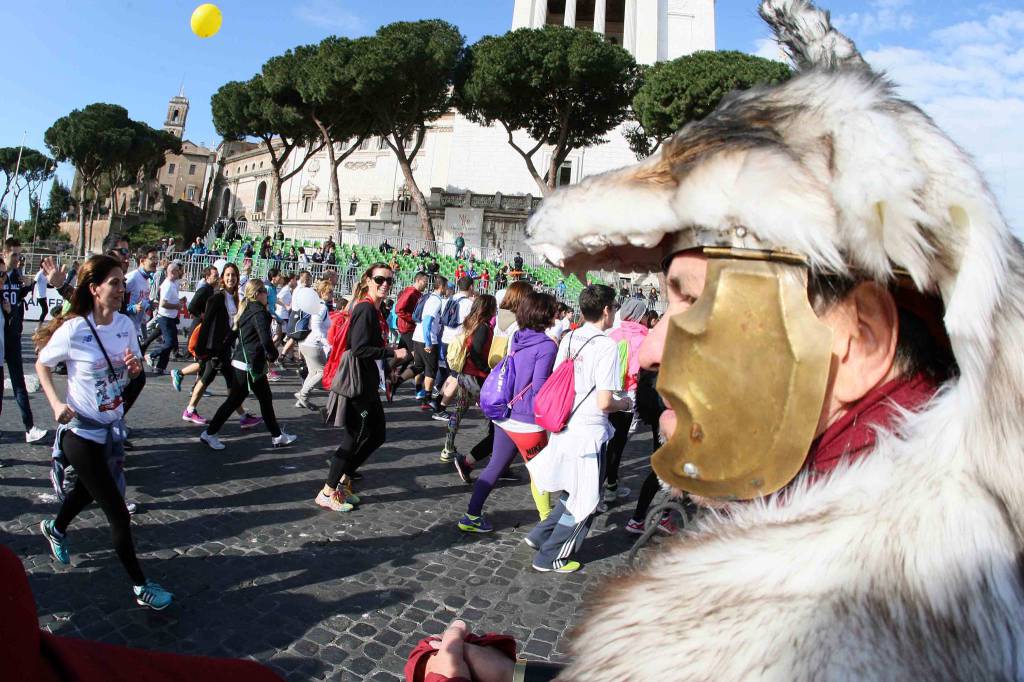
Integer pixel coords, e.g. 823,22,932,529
190,3,222,39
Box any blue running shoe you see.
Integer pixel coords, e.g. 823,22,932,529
171,369,183,392
457,513,493,533
134,580,174,610
415,390,427,401
40,520,70,565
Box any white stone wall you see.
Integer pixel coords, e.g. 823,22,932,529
512,0,716,65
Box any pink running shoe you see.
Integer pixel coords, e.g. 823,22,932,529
268,370,282,383
182,408,208,425
239,413,264,430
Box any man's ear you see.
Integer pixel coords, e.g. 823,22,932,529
828,282,900,405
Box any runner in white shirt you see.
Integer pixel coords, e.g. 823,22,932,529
124,247,159,337
34,254,174,610
526,284,631,573
148,261,184,374
33,268,49,322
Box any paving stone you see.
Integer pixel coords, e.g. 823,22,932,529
1,333,660,680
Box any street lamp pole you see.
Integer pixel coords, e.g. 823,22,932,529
4,130,26,240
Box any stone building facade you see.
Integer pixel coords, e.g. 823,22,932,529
208,0,717,258
110,89,216,216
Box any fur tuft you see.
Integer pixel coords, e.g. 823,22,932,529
758,0,866,70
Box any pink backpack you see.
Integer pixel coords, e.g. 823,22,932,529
533,332,601,433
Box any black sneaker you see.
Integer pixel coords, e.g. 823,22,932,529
432,409,452,422
453,454,473,484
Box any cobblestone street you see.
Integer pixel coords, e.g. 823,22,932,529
0,333,666,681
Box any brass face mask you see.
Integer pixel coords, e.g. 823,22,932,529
652,255,834,500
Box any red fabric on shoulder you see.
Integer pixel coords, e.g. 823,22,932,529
405,633,517,682
0,544,43,681
808,372,938,474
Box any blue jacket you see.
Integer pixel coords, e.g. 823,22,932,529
507,328,558,424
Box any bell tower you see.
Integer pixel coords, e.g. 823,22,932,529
164,86,189,139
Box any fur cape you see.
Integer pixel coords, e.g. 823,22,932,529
525,1,1024,679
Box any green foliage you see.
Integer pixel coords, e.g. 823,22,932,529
457,27,639,163
292,36,372,144
48,180,71,214
125,221,176,248
44,103,136,188
630,50,792,158
0,146,54,206
353,20,464,142
213,74,316,147
105,122,181,205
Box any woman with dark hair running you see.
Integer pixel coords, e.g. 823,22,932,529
182,262,261,429
34,255,174,610
199,279,297,450
457,292,559,533
316,264,407,512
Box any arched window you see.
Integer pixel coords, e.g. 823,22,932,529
172,109,179,122
255,181,267,213
221,188,232,216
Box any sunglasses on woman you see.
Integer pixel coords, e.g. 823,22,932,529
372,276,394,286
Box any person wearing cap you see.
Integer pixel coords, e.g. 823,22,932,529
413,1,1024,679
601,297,649,510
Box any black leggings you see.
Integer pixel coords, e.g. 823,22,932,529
605,411,634,487
55,431,146,586
631,425,699,523
206,368,280,437
199,355,235,391
326,396,386,487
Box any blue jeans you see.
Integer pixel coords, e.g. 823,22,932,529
150,316,179,371
3,332,35,430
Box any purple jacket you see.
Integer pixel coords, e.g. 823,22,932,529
507,328,559,424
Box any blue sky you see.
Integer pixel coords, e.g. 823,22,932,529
2,1,1021,229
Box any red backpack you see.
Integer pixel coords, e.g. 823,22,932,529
321,309,352,391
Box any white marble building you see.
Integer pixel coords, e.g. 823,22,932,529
212,0,716,245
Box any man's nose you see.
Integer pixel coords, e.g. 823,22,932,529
639,314,668,370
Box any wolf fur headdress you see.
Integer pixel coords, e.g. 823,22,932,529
528,1,1024,679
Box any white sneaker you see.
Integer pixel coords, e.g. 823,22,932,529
271,432,298,448
200,430,225,450
26,427,48,444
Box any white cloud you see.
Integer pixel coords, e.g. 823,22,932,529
293,0,365,33
865,10,1024,232
753,38,786,62
834,0,916,37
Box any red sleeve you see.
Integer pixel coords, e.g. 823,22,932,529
396,288,422,334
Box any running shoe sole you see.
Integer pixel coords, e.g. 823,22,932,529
453,457,472,484
523,537,539,550
532,561,581,573
457,522,493,533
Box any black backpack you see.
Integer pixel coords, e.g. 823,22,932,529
287,308,312,341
